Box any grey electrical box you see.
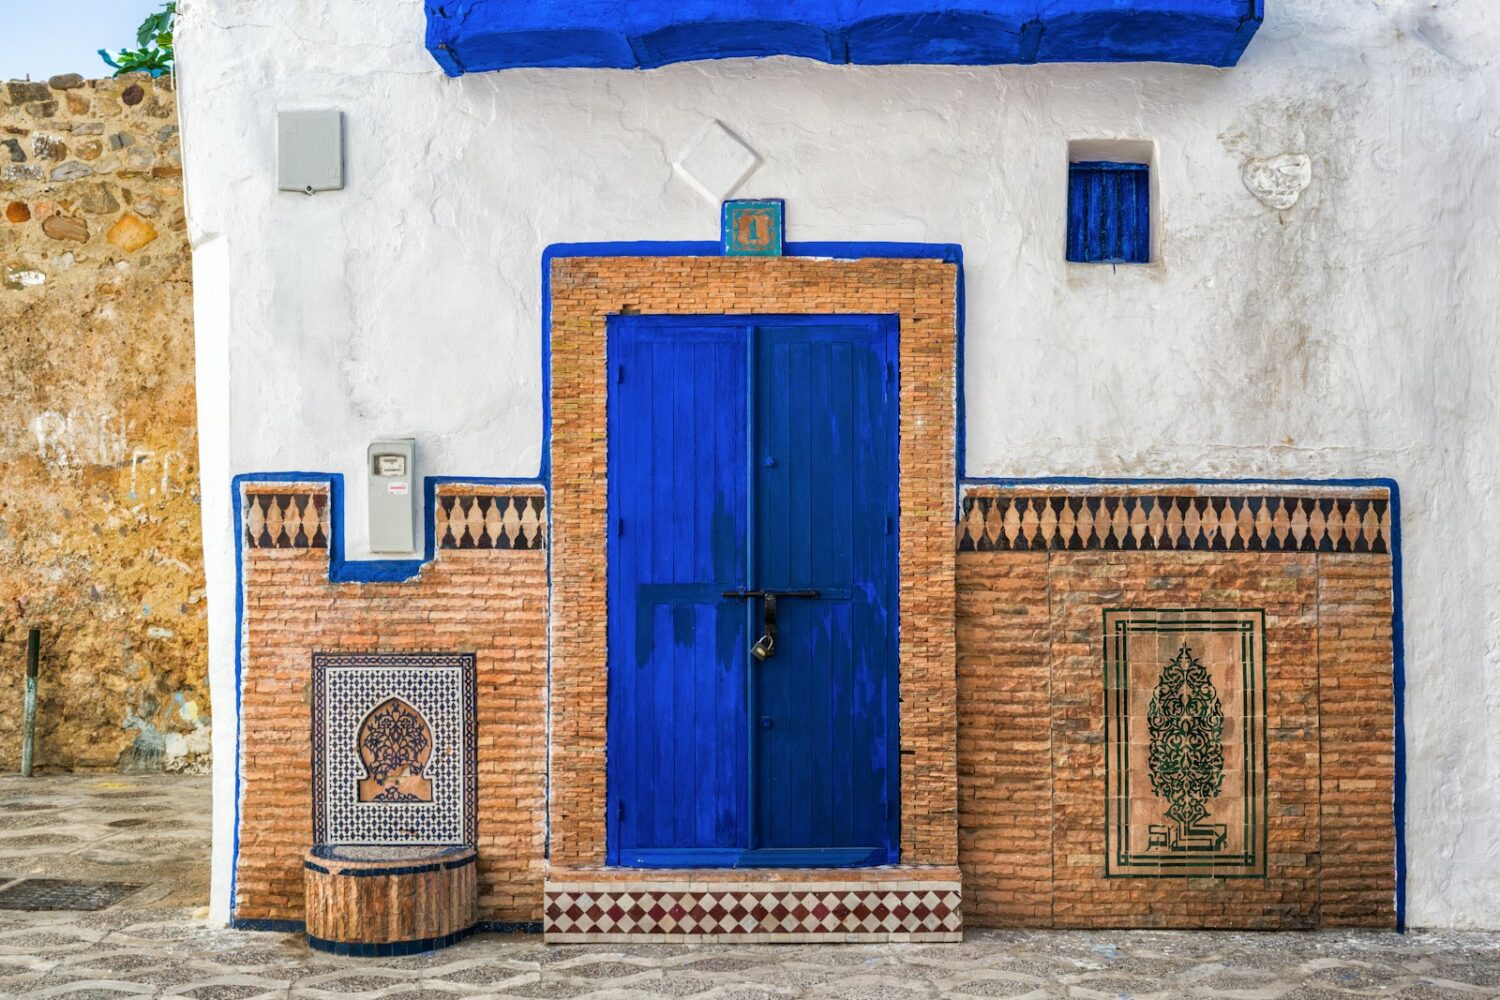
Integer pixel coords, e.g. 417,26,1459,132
368,439,415,553
277,110,343,194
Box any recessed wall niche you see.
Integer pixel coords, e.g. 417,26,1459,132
1067,138,1160,265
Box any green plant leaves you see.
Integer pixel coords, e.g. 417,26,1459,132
103,2,175,78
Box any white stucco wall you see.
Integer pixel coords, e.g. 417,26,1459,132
175,0,1500,929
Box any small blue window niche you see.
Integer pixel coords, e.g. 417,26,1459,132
1067,161,1151,265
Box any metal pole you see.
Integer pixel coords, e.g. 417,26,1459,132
21,628,38,777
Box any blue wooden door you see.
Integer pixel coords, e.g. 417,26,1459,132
607,315,898,867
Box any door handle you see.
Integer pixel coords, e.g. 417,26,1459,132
721,589,821,661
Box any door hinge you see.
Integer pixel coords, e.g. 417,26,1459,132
886,360,895,385
886,514,894,536
616,363,625,384
886,799,893,820
617,517,625,536
616,799,625,821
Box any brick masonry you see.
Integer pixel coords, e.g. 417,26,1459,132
234,482,547,925
956,484,1397,929
547,255,961,871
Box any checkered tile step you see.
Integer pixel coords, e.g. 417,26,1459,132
544,881,963,943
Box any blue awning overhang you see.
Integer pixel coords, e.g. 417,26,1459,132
425,1,1264,75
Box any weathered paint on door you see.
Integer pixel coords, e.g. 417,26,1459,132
606,315,899,867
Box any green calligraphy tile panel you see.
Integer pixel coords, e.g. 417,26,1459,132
1104,609,1267,878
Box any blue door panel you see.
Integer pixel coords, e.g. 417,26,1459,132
607,323,749,862
754,324,898,860
607,315,899,867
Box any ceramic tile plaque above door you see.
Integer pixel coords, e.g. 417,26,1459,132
1103,609,1267,878
605,315,900,868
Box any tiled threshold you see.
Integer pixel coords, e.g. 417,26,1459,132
544,865,962,943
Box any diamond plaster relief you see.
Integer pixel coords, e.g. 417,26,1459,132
673,120,760,206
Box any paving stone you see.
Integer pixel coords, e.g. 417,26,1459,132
497,983,596,998
0,778,1498,1000
307,973,414,993
947,978,1042,997
634,974,719,996
564,960,658,979
175,987,267,1000
436,964,536,985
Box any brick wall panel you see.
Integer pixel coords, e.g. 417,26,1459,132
235,489,548,925
956,490,1397,930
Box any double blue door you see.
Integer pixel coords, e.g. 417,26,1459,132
606,315,900,867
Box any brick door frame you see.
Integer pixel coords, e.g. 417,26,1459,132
544,244,963,869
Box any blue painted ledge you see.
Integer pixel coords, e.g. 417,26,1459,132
425,0,1263,75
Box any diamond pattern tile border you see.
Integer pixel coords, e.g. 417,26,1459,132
544,880,963,943
436,491,547,550
243,484,548,551
958,487,1391,554
245,490,329,549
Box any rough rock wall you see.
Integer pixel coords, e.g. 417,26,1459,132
0,73,205,772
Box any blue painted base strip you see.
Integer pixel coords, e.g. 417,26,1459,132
479,920,545,934
231,918,544,937
229,917,304,933
307,925,478,957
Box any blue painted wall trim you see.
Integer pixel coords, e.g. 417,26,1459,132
963,475,1406,930
425,1,1264,74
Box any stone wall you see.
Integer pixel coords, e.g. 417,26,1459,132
0,73,204,772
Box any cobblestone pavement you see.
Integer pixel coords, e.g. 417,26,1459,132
2,776,1499,999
